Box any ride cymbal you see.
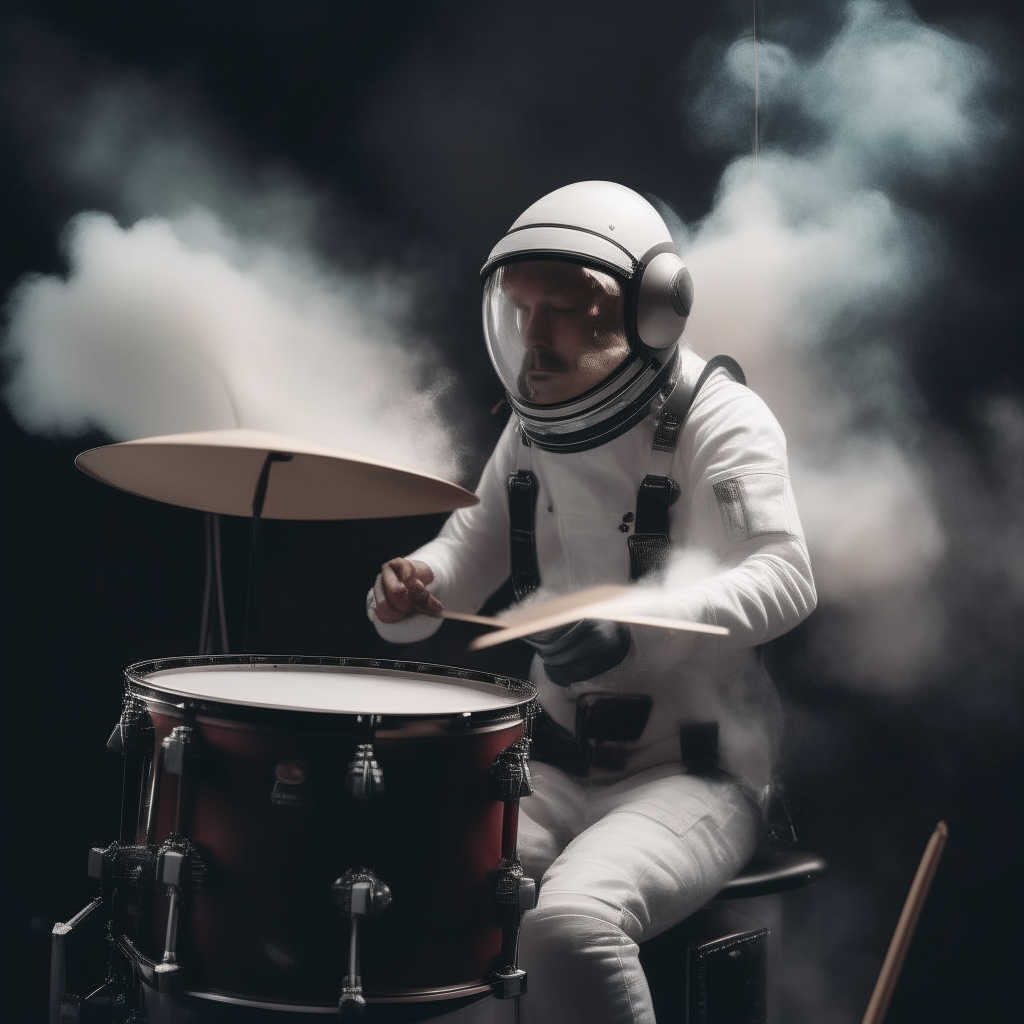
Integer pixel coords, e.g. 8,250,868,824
75,428,477,520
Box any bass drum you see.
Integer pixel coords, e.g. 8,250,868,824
111,656,536,1020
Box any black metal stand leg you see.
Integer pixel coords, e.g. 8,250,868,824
199,513,230,654
243,450,291,652
489,739,537,1001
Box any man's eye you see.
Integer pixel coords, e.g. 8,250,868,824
549,303,580,313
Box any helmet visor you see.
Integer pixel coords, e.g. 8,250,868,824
483,260,631,407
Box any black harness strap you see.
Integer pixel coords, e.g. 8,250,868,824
506,353,746,594
628,354,746,580
508,429,541,602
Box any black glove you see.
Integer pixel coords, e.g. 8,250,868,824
523,619,631,687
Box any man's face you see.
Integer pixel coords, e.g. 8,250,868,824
500,260,630,405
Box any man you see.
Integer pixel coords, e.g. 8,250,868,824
367,181,816,1024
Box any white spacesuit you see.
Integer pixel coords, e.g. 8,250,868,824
368,182,816,1024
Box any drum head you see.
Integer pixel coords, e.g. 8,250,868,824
126,656,535,731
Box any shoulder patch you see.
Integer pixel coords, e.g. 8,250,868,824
713,473,798,541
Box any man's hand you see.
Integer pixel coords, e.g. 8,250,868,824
372,558,443,623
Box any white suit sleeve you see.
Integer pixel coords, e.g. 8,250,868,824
635,374,817,648
368,419,518,644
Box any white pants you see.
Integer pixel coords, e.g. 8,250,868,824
427,762,759,1024
516,762,759,1024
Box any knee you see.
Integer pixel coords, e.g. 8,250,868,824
519,891,637,972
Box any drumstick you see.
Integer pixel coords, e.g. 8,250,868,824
860,821,949,1024
440,610,504,627
441,586,630,629
442,585,728,647
469,611,728,649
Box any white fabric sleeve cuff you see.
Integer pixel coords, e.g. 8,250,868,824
365,586,445,644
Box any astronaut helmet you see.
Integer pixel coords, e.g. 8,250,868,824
481,181,694,453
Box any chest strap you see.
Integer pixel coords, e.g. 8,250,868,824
508,430,540,602
507,352,746,597
629,353,746,580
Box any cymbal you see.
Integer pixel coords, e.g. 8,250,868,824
75,428,478,521
440,584,730,648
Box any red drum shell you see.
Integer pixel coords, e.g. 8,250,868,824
120,656,534,1008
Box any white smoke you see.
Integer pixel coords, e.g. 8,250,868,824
1,84,464,479
674,8,1013,1021
676,1,1005,692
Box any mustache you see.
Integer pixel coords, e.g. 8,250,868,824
522,348,568,373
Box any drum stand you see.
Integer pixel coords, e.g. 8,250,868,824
197,514,228,656
197,449,294,657
242,451,292,652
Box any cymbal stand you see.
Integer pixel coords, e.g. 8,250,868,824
198,513,229,654
243,451,292,652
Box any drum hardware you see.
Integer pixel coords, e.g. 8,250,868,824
346,743,385,801
107,698,156,758
487,737,536,1004
161,725,196,778
270,760,311,807
107,698,156,845
489,739,533,803
332,868,394,1020
88,843,157,889
154,838,206,985
338,733,389,1018
487,863,537,1000
160,723,199,843
139,748,161,847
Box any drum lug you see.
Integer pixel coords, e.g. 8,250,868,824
87,843,158,890
491,739,534,801
107,698,154,757
331,868,392,918
332,868,392,1020
487,862,536,998
271,760,310,807
153,838,205,980
346,744,384,800
161,725,197,776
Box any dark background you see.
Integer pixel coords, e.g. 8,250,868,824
1,2,1021,1022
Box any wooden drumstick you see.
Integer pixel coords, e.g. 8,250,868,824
860,820,949,1024
440,584,729,648
440,610,505,627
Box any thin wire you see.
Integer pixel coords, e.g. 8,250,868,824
753,0,761,181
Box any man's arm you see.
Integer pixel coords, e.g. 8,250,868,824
636,373,816,647
367,418,518,643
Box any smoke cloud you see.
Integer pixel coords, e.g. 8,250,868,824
675,1,1007,692
672,7,1016,1021
1,78,464,479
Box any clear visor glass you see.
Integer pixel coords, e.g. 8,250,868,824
483,260,632,407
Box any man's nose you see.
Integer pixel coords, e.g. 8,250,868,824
522,309,552,348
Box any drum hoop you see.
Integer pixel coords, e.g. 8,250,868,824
124,654,537,735
118,934,496,1009
182,982,494,1010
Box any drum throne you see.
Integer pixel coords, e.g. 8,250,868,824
640,845,827,1024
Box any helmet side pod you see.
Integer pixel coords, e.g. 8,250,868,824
633,248,694,351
